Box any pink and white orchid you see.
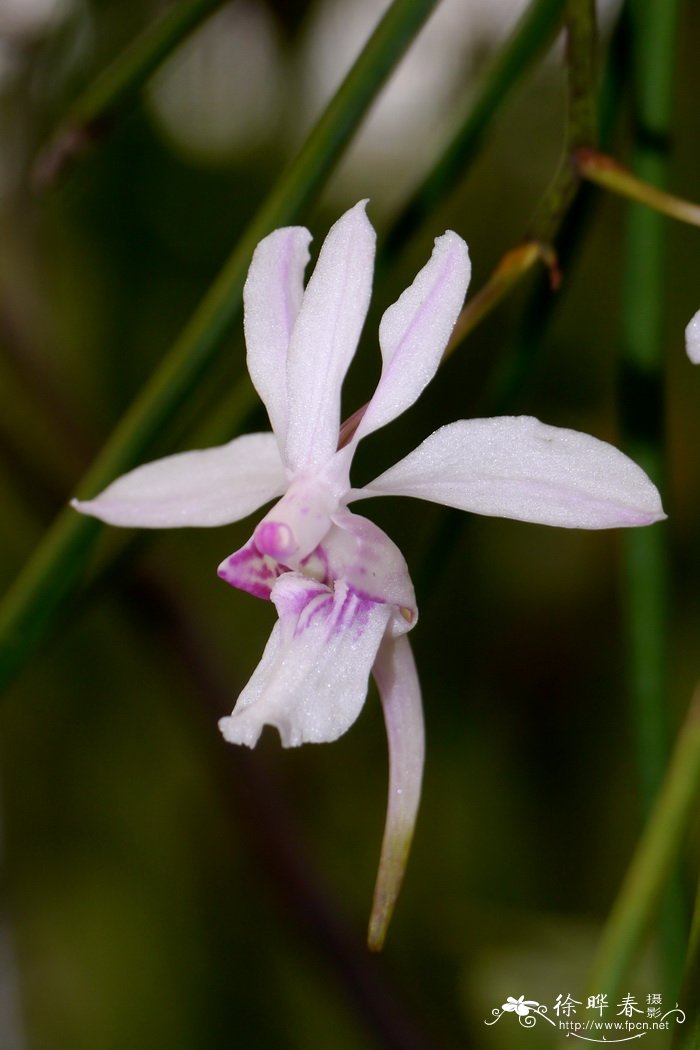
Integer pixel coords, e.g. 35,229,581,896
73,200,665,948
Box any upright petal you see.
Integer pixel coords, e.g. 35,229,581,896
352,231,470,445
367,635,424,951
686,308,700,364
72,433,286,528
284,200,376,475
244,226,312,446
218,574,392,747
356,416,666,529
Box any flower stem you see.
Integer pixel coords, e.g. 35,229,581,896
617,0,685,995
33,0,227,185
444,0,600,362
528,0,598,244
0,0,442,694
585,690,700,1002
577,150,700,226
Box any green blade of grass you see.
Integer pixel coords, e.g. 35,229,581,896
617,0,685,996
34,0,228,184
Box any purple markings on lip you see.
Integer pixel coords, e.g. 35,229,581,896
218,539,283,600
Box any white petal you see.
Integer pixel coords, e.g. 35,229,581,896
685,308,700,364
357,416,666,529
353,231,470,444
367,635,424,951
218,574,392,747
244,226,312,445
72,432,286,528
284,200,376,474
324,510,417,633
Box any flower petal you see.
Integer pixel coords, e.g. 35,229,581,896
244,226,312,445
284,200,376,475
367,635,424,951
72,432,286,528
217,537,284,599
352,231,470,445
218,574,392,747
324,510,417,633
686,308,700,364
356,416,666,528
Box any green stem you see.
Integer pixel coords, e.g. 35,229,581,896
618,0,684,995
384,0,568,259
34,0,227,184
578,152,700,226
563,0,598,150
674,883,700,1048
586,691,700,1002
529,0,598,244
0,0,441,693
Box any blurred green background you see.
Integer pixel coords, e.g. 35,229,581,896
0,1,699,1048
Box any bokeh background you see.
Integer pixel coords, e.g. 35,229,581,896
0,1,699,1048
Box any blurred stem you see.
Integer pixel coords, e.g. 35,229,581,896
0,0,442,693
618,0,684,994
343,0,601,451
563,0,597,149
384,0,568,260
578,150,700,226
585,690,700,1003
528,0,598,243
34,0,227,185
418,5,628,615
486,0,626,414
674,881,700,1048
443,242,557,360
444,0,599,361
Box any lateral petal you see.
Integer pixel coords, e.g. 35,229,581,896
324,510,417,634
357,416,666,529
284,200,376,475
72,432,286,528
367,635,424,951
218,574,392,747
244,226,312,446
352,231,470,445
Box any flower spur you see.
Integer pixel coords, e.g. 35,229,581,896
73,201,665,947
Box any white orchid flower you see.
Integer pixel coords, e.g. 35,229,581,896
73,200,665,947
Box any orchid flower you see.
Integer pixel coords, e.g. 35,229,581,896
73,201,665,948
